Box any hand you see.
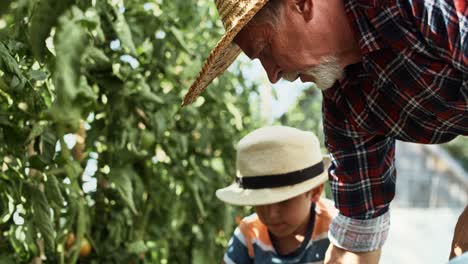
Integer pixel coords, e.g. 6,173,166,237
450,206,468,259
324,243,381,264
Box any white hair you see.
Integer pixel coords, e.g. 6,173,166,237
249,0,284,27
283,56,343,90
303,56,343,90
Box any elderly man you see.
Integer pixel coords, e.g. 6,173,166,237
183,0,467,263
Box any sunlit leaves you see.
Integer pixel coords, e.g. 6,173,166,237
29,0,75,61
0,0,258,263
27,184,55,251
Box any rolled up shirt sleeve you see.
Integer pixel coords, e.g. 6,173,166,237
325,126,396,251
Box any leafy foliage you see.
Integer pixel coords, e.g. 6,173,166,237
0,0,258,263
444,136,468,171
278,86,324,148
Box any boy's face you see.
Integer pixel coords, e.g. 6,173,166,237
254,184,324,239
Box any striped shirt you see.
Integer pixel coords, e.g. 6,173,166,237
323,0,467,251
224,198,337,264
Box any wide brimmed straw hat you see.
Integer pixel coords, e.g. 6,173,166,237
182,0,270,106
216,126,328,206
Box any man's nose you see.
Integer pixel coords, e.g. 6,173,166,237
259,58,281,83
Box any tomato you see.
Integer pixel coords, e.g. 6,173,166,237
65,233,92,257
141,131,156,148
79,238,92,257
65,233,75,250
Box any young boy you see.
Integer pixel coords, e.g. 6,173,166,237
217,126,337,263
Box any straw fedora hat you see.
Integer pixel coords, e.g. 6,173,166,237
216,126,328,206
182,0,270,106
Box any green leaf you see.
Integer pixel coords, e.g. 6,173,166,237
110,5,137,55
0,0,14,17
153,112,167,137
76,75,97,101
191,183,206,218
40,129,57,163
54,10,89,103
0,192,15,224
141,131,156,149
139,81,163,104
170,27,190,53
27,70,48,81
29,0,75,61
2,126,27,148
127,240,147,254
84,46,111,71
0,85,13,105
0,42,27,89
108,221,123,246
28,185,55,250
46,106,81,131
0,77,8,91
0,254,15,264
64,161,83,180
45,175,64,208
179,134,188,154
28,155,48,170
226,102,243,130
26,123,45,144
47,9,90,128
111,168,137,214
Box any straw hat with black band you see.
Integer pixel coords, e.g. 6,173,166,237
216,126,328,206
182,0,270,106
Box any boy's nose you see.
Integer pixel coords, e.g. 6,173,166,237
265,204,281,219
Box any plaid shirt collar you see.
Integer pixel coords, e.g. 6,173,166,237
344,0,388,54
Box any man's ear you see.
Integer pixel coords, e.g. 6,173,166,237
295,0,313,22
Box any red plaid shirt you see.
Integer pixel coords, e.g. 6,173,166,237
323,0,467,222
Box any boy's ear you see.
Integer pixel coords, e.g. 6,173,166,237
295,0,313,22
310,183,324,202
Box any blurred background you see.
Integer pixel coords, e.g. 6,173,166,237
0,0,466,263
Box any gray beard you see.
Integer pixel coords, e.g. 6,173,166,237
282,56,343,90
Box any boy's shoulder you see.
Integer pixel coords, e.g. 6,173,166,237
238,213,270,241
237,213,274,257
